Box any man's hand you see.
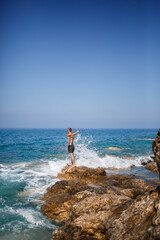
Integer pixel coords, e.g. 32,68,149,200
73,130,80,136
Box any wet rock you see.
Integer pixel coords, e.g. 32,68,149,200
122,156,135,159
140,157,152,166
106,167,119,170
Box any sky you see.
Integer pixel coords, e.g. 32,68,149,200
0,0,160,128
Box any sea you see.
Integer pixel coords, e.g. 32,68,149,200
0,128,159,240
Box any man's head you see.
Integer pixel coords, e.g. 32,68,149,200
68,128,72,133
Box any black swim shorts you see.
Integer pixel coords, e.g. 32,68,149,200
68,145,74,153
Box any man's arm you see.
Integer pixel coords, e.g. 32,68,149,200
65,134,69,137
73,130,80,136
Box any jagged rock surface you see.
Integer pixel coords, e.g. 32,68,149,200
145,161,159,173
41,165,160,240
152,129,160,179
102,191,160,240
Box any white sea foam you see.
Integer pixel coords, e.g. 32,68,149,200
71,135,143,169
0,137,151,187
0,206,54,230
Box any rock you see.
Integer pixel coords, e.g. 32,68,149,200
57,165,107,183
150,155,156,161
122,157,135,159
104,147,123,150
102,190,160,240
152,129,160,179
145,161,159,173
41,165,156,240
151,196,160,239
106,167,119,170
52,192,131,240
140,157,152,166
61,166,106,176
41,180,89,223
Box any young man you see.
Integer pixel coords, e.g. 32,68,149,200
65,128,80,167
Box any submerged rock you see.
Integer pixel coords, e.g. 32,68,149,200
41,165,159,240
104,147,123,151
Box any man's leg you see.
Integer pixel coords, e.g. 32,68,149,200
69,153,75,166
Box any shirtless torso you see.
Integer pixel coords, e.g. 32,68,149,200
68,134,74,145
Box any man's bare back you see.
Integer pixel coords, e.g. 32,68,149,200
65,128,80,167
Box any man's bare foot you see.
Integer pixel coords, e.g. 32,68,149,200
70,165,76,168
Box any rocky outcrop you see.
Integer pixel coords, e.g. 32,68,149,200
152,129,160,179
57,166,106,183
140,157,152,166
41,165,160,240
102,190,160,240
142,130,160,175
145,161,159,173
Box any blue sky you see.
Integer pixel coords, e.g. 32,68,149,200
0,0,160,128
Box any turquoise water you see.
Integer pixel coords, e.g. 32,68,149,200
0,128,159,240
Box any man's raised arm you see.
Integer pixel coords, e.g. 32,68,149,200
73,130,80,136
65,134,69,137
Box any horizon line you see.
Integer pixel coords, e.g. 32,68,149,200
0,127,159,130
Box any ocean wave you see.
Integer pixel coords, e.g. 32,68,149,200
0,140,152,183
0,206,54,231
72,138,149,169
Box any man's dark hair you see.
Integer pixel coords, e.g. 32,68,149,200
68,128,72,132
